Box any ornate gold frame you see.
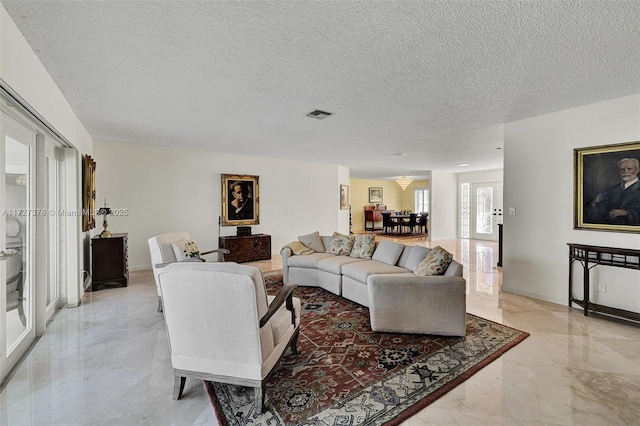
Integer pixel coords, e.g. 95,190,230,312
221,174,259,226
574,141,640,233
82,155,96,231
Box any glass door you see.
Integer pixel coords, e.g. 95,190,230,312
44,141,63,322
1,111,36,384
471,182,502,241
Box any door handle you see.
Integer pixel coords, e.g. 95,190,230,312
0,249,18,261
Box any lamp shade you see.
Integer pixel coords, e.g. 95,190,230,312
395,177,413,191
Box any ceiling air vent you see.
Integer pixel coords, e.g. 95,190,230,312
306,109,334,119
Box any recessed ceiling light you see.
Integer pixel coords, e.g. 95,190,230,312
391,153,407,157
306,109,334,119
457,163,470,167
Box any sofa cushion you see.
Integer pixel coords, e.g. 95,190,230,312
342,260,411,283
371,240,404,266
405,246,431,272
298,231,326,253
395,245,414,269
415,246,453,276
349,234,376,259
287,252,335,268
327,232,354,256
317,256,366,275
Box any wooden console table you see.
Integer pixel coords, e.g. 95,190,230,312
91,233,128,291
219,234,271,263
364,208,393,231
568,243,640,322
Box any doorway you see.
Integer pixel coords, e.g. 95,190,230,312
460,182,503,241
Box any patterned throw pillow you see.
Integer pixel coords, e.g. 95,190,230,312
326,232,355,256
414,246,453,276
349,234,376,259
172,239,201,261
298,231,325,253
287,241,314,255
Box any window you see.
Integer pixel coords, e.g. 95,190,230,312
414,188,429,214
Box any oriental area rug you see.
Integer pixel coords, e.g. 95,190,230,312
205,271,529,426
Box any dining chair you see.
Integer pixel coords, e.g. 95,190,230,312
381,212,398,234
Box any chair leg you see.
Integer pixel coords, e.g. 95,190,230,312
290,329,300,356
157,296,163,313
255,382,266,414
173,375,186,400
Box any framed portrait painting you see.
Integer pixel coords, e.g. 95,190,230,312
82,155,96,232
574,141,640,233
340,185,349,210
369,187,383,203
221,174,259,226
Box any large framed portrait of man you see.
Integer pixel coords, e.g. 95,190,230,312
221,174,259,226
575,141,640,233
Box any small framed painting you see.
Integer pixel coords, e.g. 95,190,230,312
369,187,383,203
221,174,259,226
340,185,349,210
574,141,640,233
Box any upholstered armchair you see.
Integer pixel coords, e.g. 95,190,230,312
148,232,229,312
157,262,301,414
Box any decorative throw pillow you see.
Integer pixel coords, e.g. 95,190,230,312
298,231,325,253
287,241,314,255
349,234,376,259
371,239,405,266
172,239,201,261
415,246,453,276
326,232,354,256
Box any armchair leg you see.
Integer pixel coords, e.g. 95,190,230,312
173,375,186,400
255,382,266,414
290,329,300,356
157,296,163,313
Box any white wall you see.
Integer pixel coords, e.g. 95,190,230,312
93,140,349,271
1,5,93,306
503,94,640,310
429,170,458,240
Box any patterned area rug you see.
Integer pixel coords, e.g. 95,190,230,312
205,271,529,426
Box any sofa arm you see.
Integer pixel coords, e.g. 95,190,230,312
368,274,467,336
281,247,293,283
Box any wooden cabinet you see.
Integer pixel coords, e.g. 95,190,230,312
364,208,393,231
219,234,271,263
91,233,128,291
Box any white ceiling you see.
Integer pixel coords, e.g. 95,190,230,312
3,1,640,180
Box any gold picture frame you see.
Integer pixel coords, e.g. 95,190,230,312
574,141,640,233
221,174,259,226
340,184,349,210
82,155,96,232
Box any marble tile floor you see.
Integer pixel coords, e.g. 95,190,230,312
1,238,639,425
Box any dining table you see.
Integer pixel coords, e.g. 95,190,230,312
387,214,411,234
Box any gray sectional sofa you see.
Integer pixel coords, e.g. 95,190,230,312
281,235,467,336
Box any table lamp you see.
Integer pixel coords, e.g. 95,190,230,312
97,201,112,238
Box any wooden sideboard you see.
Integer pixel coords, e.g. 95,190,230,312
219,234,271,263
364,207,393,231
91,233,128,291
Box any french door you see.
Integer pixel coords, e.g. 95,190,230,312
470,182,503,241
0,108,65,385
1,111,37,382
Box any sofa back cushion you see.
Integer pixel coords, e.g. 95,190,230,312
404,246,431,272
372,239,405,266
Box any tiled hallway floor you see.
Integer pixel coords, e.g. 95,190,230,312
1,238,639,425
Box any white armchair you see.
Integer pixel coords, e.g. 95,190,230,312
157,262,301,414
148,232,229,312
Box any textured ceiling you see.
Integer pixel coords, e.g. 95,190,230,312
3,1,640,180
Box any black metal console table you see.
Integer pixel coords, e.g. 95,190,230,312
568,243,640,322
